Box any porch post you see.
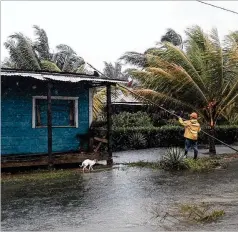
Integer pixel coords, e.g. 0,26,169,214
47,82,53,167
106,83,113,165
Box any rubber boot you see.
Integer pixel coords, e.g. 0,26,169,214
184,151,188,158
194,151,198,160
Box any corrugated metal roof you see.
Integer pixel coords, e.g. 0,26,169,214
1,71,45,81
101,89,143,104
1,69,127,84
112,90,139,103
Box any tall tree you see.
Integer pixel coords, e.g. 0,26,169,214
93,62,130,119
160,28,183,48
121,26,238,154
33,25,52,61
2,25,84,72
103,62,127,80
53,44,84,72
4,33,41,70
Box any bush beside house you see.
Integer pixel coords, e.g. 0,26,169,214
92,125,238,152
91,111,238,152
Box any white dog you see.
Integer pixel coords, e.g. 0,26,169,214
80,159,97,172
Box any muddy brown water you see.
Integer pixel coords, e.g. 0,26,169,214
2,149,238,231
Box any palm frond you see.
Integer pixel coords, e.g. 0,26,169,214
1,57,17,68
132,88,202,115
103,61,127,80
160,28,183,48
132,55,208,106
53,44,84,72
4,37,38,70
33,25,51,61
224,31,238,48
221,101,238,124
55,44,76,55
40,60,61,72
5,33,41,70
93,88,106,120
155,42,207,94
64,55,85,72
119,51,147,67
93,84,131,119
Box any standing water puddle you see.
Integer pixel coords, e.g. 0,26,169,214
2,148,238,231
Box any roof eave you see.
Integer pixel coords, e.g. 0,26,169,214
1,70,128,84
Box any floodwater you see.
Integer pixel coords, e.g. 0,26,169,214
2,148,238,231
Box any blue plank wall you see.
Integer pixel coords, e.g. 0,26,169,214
1,78,90,155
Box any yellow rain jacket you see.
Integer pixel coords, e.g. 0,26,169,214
178,117,201,141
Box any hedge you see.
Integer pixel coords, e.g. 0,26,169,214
112,111,153,128
98,125,238,152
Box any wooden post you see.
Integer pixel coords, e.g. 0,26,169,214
47,82,53,167
106,83,113,165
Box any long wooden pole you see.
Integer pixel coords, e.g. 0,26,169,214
106,83,113,165
47,82,53,167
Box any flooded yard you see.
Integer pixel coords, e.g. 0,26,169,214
2,148,238,231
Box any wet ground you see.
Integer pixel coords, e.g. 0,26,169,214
2,147,238,231
112,145,238,163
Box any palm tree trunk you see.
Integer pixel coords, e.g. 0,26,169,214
209,125,216,155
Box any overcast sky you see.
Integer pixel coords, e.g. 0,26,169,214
1,1,238,71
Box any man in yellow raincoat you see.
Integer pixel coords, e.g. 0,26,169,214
178,112,201,159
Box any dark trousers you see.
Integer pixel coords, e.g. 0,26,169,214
184,138,198,159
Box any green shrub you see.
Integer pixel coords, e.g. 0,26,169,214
159,153,225,172
110,126,184,151
166,118,181,126
128,132,147,149
112,111,153,128
109,125,238,151
91,125,238,152
210,125,238,144
159,147,187,170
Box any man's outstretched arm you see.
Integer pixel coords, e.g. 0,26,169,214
178,117,188,127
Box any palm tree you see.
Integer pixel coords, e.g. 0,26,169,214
119,29,183,68
119,51,147,68
2,25,84,72
53,44,84,72
160,28,183,48
33,25,52,61
93,62,131,120
120,26,238,154
3,32,41,70
103,61,128,80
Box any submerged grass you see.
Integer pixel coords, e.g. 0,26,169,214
127,160,160,169
179,202,225,223
183,157,226,172
1,165,114,184
126,157,227,172
1,169,80,184
151,202,225,228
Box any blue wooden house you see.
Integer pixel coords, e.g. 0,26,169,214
1,68,126,168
